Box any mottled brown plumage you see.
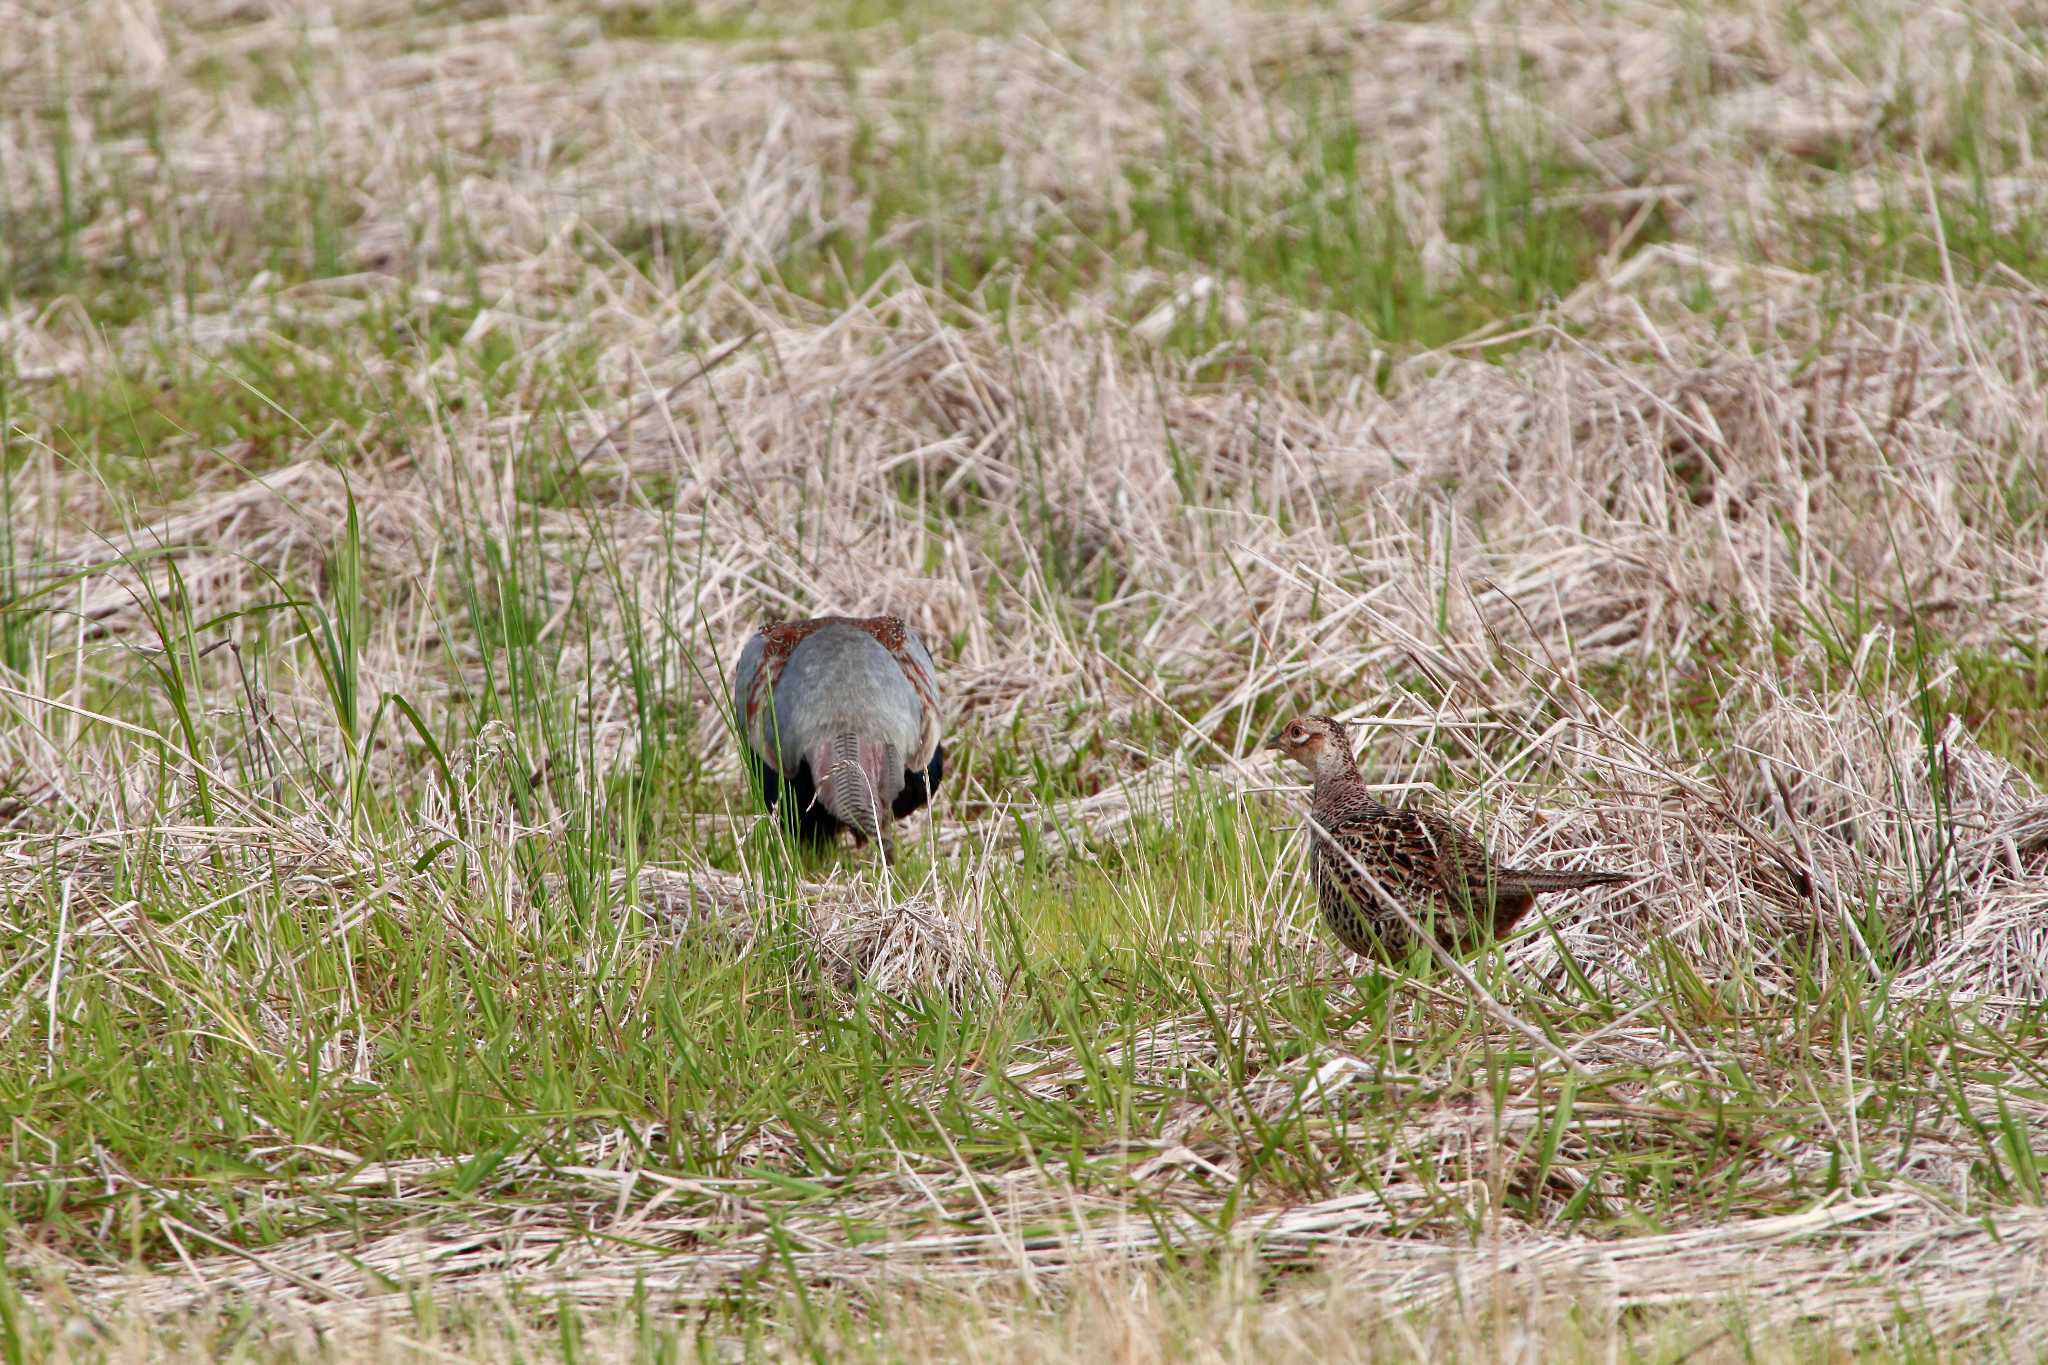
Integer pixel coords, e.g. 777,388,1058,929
1266,714,1631,960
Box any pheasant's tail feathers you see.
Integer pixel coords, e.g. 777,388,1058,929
814,733,892,838
1504,868,1635,894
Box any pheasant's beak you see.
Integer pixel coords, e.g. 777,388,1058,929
1262,733,1284,753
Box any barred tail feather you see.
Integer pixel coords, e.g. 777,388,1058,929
817,732,886,838
1502,868,1634,894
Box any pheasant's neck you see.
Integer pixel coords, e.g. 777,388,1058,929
1310,749,1377,813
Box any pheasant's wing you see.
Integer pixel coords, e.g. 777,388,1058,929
1347,806,1510,946
734,621,827,769
732,628,775,767
1310,808,1467,952
1315,801,1536,954
1425,806,1581,945
1408,808,1502,910
875,619,944,768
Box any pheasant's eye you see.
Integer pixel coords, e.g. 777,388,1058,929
1288,726,1306,742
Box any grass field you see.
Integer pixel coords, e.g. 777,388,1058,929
4,0,2048,1359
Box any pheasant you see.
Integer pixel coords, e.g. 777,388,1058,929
1266,714,1630,961
732,615,945,848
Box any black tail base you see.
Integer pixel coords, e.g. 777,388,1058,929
753,743,945,846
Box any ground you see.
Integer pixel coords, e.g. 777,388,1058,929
3,0,2048,1359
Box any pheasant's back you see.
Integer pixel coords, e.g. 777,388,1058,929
1309,779,1512,956
731,615,948,843
761,627,921,769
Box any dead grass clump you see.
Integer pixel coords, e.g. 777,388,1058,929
622,865,757,948
610,858,999,1003
804,876,999,1007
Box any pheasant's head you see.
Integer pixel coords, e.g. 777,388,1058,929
1264,713,1352,775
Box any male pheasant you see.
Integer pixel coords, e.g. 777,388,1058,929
732,615,945,848
1267,714,1630,960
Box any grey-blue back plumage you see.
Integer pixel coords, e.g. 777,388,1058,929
731,614,944,842
758,626,917,788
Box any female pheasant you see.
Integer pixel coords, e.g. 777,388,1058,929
1267,714,1630,960
732,615,945,848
